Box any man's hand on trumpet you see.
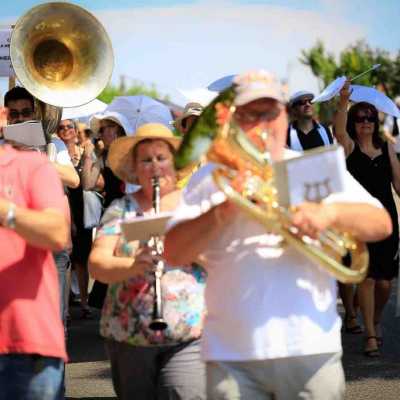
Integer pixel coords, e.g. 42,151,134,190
290,202,337,240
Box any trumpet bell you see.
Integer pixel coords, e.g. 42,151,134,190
10,2,114,108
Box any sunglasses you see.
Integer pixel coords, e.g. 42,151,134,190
293,98,313,107
354,115,376,123
98,124,119,134
9,108,34,119
58,124,74,131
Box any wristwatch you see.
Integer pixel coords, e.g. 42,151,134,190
4,203,16,229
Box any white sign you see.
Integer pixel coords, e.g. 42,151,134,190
0,28,14,78
274,145,347,207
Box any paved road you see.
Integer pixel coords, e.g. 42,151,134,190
66,280,400,399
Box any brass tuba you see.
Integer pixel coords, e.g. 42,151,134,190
9,2,114,140
175,86,369,284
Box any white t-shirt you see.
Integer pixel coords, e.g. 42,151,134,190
167,155,382,362
51,137,73,166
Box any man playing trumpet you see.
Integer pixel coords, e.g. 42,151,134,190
164,70,392,399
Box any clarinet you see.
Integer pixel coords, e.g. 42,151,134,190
149,176,168,331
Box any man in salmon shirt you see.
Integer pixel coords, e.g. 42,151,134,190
0,107,69,399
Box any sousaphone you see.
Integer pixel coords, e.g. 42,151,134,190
10,2,114,138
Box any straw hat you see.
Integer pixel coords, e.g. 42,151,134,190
107,123,181,183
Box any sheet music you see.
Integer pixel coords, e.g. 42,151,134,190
3,121,46,147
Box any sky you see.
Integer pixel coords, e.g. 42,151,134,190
0,0,399,106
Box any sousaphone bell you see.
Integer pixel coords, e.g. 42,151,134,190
10,2,114,110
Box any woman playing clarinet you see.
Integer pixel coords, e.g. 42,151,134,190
89,123,206,399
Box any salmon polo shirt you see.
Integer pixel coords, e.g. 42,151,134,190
0,145,67,361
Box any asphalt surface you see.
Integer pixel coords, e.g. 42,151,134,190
65,280,400,399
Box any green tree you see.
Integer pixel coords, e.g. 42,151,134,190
301,40,400,98
300,40,400,123
97,76,169,104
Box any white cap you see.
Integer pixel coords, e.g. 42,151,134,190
233,70,287,106
288,91,314,107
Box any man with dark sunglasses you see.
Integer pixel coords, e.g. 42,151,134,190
4,86,35,125
287,91,333,151
4,86,79,189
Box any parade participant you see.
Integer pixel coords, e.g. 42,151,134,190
76,123,93,147
89,95,173,207
58,119,104,319
87,96,173,310
335,80,400,357
89,123,206,400
287,90,334,151
0,106,69,399
288,89,357,337
164,70,392,399
4,86,80,189
4,86,79,331
175,102,203,135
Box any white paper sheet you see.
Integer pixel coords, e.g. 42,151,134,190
285,146,347,206
3,121,46,147
121,212,173,242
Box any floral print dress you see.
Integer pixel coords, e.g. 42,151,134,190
97,195,207,346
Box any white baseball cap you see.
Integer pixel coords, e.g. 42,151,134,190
233,70,287,106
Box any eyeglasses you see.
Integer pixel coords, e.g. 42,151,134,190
8,108,34,120
58,124,74,131
354,115,376,123
234,110,279,124
293,98,313,107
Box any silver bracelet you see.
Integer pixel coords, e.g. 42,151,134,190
4,203,16,229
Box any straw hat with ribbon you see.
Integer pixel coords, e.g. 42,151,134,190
107,123,181,184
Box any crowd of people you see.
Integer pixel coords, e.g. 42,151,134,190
0,58,399,400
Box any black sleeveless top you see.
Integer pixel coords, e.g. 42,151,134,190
102,151,125,208
347,143,399,279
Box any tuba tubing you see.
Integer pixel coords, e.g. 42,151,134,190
213,168,369,284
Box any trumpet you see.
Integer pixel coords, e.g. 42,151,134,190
148,176,168,331
175,86,368,284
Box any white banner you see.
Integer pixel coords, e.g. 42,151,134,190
0,28,14,78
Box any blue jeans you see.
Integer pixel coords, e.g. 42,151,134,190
0,354,64,400
53,250,70,326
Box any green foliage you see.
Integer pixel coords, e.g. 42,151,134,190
301,40,400,124
175,87,236,169
301,40,400,98
97,79,169,104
